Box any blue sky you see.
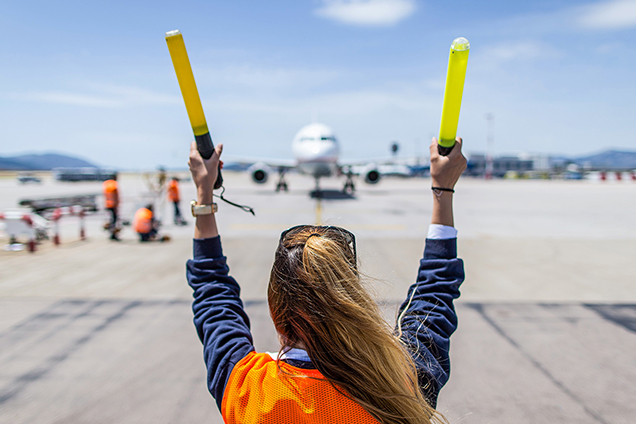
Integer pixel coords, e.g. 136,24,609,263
1,0,635,169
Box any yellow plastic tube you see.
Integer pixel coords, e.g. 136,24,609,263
438,37,470,154
166,29,222,188
165,30,209,138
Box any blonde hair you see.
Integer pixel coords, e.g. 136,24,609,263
268,226,447,424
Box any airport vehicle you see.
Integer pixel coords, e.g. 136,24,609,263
241,123,405,193
53,167,117,182
17,172,42,184
19,194,99,215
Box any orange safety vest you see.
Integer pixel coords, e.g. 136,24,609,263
167,180,180,202
222,352,379,424
133,208,153,234
103,180,119,209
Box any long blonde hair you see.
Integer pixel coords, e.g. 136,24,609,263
268,226,447,424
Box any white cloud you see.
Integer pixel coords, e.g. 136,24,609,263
484,41,545,62
594,42,623,53
14,85,180,108
18,92,122,108
314,0,417,27
199,65,340,91
578,0,636,29
208,85,438,120
474,41,560,70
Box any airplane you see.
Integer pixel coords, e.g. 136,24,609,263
238,122,402,194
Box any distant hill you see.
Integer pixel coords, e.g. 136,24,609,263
0,153,97,170
573,149,636,170
0,157,27,170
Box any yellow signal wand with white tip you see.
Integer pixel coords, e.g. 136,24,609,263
438,37,470,156
165,29,223,189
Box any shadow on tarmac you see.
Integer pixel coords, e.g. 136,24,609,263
309,189,355,200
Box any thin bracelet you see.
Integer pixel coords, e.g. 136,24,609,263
431,186,455,197
431,186,455,193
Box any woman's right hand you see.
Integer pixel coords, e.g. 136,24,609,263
429,137,467,189
188,142,223,204
188,142,222,239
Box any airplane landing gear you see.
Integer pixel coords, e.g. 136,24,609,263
275,167,288,192
342,170,355,194
310,177,322,198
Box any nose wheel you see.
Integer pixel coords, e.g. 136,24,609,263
275,167,288,192
310,177,323,198
342,169,355,194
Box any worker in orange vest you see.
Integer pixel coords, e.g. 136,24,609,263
133,204,157,242
102,175,120,241
133,204,170,242
167,177,187,226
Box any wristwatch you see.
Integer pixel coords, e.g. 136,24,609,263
190,200,218,216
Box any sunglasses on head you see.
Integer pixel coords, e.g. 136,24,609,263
280,225,357,265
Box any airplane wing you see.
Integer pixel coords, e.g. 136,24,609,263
339,156,430,179
221,155,297,187
222,155,296,169
339,155,428,167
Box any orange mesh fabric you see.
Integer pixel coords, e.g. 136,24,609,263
133,208,153,234
222,352,379,424
167,180,180,202
103,180,118,208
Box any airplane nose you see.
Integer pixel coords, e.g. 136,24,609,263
294,140,339,162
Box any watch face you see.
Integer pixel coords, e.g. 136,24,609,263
191,203,216,216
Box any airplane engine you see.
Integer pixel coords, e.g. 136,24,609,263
247,162,272,184
363,165,381,185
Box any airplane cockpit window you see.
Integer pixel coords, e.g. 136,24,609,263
299,136,336,142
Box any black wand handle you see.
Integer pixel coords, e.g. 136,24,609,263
195,132,223,190
437,144,454,157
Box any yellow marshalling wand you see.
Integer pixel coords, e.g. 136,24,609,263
438,37,470,156
165,29,223,189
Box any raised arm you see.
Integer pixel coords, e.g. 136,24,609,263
430,137,467,227
186,142,254,410
189,142,221,239
396,137,467,407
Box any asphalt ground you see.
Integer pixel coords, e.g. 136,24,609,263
1,171,635,423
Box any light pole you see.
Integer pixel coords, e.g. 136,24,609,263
486,113,494,179
390,141,399,160
413,138,421,166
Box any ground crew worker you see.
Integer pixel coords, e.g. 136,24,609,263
167,177,186,226
133,204,157,242
102,175,120,241
133,205,170,242
185,139,466,424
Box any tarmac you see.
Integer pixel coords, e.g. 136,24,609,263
1,171,635,423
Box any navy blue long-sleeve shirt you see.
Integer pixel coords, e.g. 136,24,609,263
186,235,464,411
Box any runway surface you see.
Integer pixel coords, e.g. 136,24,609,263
1,171,635,423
